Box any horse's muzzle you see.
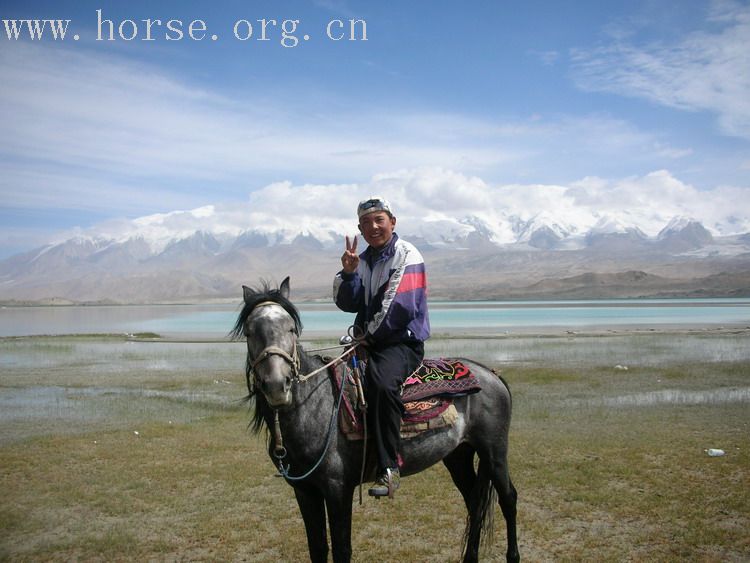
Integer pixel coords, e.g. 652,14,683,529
258,368,293,408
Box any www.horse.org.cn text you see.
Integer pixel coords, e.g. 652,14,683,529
2,11,369,48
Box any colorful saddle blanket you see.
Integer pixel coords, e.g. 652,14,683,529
330,357,481,440
402,358,482,401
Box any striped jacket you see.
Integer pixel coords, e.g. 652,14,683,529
333,233,430,345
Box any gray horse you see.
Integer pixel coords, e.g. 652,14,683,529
232,277,519,562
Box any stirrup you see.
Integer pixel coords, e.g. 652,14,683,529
368,467,400,499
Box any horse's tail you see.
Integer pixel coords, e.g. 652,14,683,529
461,459,496,560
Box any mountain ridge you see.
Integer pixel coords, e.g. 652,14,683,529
2,217,749,303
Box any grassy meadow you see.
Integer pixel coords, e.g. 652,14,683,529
1,332,749,561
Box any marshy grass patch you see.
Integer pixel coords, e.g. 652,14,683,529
1,333,749,560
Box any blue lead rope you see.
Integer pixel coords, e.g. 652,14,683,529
274,360,348,481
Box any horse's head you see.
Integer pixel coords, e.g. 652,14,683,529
232,277,302,409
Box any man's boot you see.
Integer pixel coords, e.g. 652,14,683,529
368,467,400,498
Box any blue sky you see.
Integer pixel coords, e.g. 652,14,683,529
1,0,749,256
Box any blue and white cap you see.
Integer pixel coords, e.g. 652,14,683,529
357,196,393,218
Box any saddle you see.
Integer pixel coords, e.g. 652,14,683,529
330,357,482,440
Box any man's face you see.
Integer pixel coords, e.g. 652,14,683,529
358,211,396,250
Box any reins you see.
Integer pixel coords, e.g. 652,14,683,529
272,366,348,481
250,340,359,385
265,341,369,503
267,343,361,483
247,300,355,384
297,344,359,382
245,301,365,483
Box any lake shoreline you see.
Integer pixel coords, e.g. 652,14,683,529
2,298,749,338
2,323,749,344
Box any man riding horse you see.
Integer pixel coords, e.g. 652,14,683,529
333,196,430,498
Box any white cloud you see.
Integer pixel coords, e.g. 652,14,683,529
570,0,750,139
531,49,560,66
71,168,750,253
0,43,514,196
0,163,202,213
0,41,706,222
1,27,747,261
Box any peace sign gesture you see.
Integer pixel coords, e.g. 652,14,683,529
341,235,360,274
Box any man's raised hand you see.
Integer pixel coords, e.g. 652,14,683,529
341,235,359,274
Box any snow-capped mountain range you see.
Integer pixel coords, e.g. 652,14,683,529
16,212,728,258
2,210,749,303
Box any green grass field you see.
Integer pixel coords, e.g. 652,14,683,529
1,335,748,561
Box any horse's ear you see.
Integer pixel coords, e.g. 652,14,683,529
242,285,253,304
279,277,291,300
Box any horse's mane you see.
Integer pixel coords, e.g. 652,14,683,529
230,280,302,340
230,280,304,434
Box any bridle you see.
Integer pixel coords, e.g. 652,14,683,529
246,301,354,388
250,343,301,381
244,300,361,484
246,301,301,390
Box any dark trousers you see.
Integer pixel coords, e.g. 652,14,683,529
364,340,424,472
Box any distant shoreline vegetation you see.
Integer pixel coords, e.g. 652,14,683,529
0,332,163,341
3,294,750,308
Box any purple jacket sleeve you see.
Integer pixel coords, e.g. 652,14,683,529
333,270,364,313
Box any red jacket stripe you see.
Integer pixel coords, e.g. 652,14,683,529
397,271,427,294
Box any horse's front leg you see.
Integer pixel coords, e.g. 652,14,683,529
325,484,355,563
293,485,329,563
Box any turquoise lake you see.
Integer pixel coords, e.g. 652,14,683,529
1,298,749,338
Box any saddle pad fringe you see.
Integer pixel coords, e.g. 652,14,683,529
401,403,458,439
331,359,471,441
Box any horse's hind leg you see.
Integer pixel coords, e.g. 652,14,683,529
443,443,477,509
444,444,484,562
488,456,519,563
